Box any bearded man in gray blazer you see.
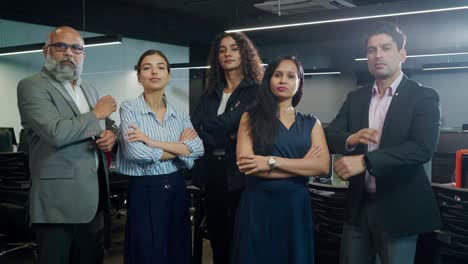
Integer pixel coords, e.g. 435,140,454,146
17,26,117,264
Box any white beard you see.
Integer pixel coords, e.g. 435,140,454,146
44,54,83,82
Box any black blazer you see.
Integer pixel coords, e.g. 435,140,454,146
191,78,259,190
326,75,442,237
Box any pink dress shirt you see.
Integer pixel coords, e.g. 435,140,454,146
365,72,403,192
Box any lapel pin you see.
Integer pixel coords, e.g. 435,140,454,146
394,92,399,97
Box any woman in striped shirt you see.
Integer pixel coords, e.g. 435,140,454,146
117,49,204,264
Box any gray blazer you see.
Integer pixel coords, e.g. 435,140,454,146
17,67,115,224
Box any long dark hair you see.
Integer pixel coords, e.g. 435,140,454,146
204,32,263,95
247,56,304,155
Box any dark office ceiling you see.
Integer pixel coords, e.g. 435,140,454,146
2,0,468,65
108,0,405,21
1,0,420,46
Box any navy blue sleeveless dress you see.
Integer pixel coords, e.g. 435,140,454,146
230,113,316,264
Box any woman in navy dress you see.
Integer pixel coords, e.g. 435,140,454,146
232,56,330,264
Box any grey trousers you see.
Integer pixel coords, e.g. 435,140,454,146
34,211,104,264
340,196,418,264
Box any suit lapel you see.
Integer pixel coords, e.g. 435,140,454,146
224,78,252,112
81,81,106,130
41,68,81,116
80,81,95,110
380,75,409,145
360,85,373,130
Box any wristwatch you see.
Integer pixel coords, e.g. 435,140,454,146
268,156,277,170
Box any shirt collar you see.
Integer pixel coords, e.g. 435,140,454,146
137,93,176,118
61,78,82,88
372,71,403,97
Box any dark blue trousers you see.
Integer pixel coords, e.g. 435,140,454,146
124,171,191,264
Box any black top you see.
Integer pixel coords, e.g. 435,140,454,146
191,78,259,190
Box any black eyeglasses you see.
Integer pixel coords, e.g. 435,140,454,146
46,42,84,54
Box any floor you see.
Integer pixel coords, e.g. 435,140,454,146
1,212,214,264
3,214,465,264
0,204,435,264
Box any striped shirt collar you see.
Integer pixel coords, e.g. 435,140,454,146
136,93,177,118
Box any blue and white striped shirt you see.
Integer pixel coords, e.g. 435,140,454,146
116,94,204,176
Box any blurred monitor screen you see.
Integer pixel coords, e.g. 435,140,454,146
0,127,16,145
432,153,455,184
437,131,468,153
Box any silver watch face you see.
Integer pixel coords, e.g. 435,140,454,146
268,157,276,167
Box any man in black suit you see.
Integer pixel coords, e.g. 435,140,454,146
326,22,441,264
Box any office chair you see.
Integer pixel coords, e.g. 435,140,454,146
109,172,129,219
432,183,468,264
309,182,347,263
186,184,208,264
0,151,37,263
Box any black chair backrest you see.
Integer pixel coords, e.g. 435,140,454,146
0,151,31,241
432,183,468,247
0,152,30,190
309,182,347,235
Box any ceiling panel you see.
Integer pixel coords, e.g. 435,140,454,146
2,0,468,69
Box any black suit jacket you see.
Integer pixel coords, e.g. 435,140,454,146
191,78,259,190
326,75,442,237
